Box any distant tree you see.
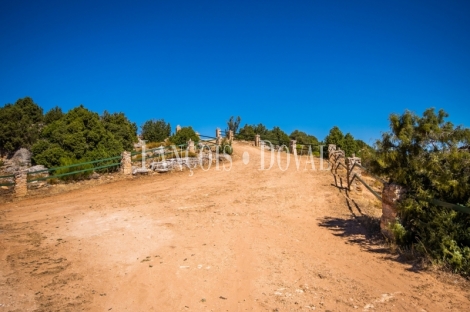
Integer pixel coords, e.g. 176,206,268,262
101,111,138,151
355,139,374,166
324,126,344,149
253,123,269,136
269,126,290,145
355,139,370,150
225,116,241,135
141,119,171,143
170,126,199,146
44,106,64,124
236,124,256,141
342,133,358,157
289,130,319,145
0,97,43,155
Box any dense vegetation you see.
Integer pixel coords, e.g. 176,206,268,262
0,98,138,169
323,125,372,158
169,126,199,146
0,97,43,155
141,119,171,143
371,109,470,275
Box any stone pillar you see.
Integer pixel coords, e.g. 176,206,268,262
188,139,195,153
14,171,27,197
176,125,181,132
228,130,234,143
381,183,407,240
255,134,260,147
347,156,362,192
289,140,297,155
121,151,132,175
216,128,222,145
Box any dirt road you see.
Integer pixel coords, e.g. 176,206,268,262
0,142,469,311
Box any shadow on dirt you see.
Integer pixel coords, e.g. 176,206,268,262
319,186,425,272
318,214,425,273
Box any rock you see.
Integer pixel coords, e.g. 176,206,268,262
132,168,149,175
91,172,100,179
9,148,31,167
26,165,48,173
1,186,9,190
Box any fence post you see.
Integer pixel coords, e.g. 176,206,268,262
289,140,297,155
333,149,345,174
328,144,336,170
381,183,407,240
216,128,221,145
14,171,28,197
121,151,132,175
347,155,362,192
255,134,260,147
188,139,195,153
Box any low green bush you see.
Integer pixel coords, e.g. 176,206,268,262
54,157,94,181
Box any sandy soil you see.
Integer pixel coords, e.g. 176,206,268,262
0,142,469,311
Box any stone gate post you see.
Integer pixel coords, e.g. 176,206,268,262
216,128,221,145
255,134,260,147
188,139,195,153
289,140,297,155
121,151,132,175
381,183,407,240
14,170,27,197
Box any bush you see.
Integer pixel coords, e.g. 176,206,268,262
32,105,123,167
54,157,94,181
371,108,470,275
0,97,43,155
169,126,199,146
141,119,171,143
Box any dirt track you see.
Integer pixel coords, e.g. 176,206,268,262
1,142,469,311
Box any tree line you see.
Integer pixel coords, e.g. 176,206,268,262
226,115,371,157
0,97,191,168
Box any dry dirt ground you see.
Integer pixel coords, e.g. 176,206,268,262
0,142,469,312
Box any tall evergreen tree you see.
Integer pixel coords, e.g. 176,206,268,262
0,97,43,155
343,133,358,157
141,119,171,143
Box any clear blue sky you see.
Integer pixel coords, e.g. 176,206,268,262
1,0,469,144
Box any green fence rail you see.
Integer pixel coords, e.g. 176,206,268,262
26,155,122,183
27,155,122,175
28,162,121,182
0,174,15,187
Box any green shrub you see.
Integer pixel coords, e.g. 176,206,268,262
371,108,470,275
169,126,199,146
54,157,94,181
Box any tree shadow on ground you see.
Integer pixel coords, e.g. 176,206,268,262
319,182,426,272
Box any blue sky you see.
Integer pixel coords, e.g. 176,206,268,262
1,0,469,144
